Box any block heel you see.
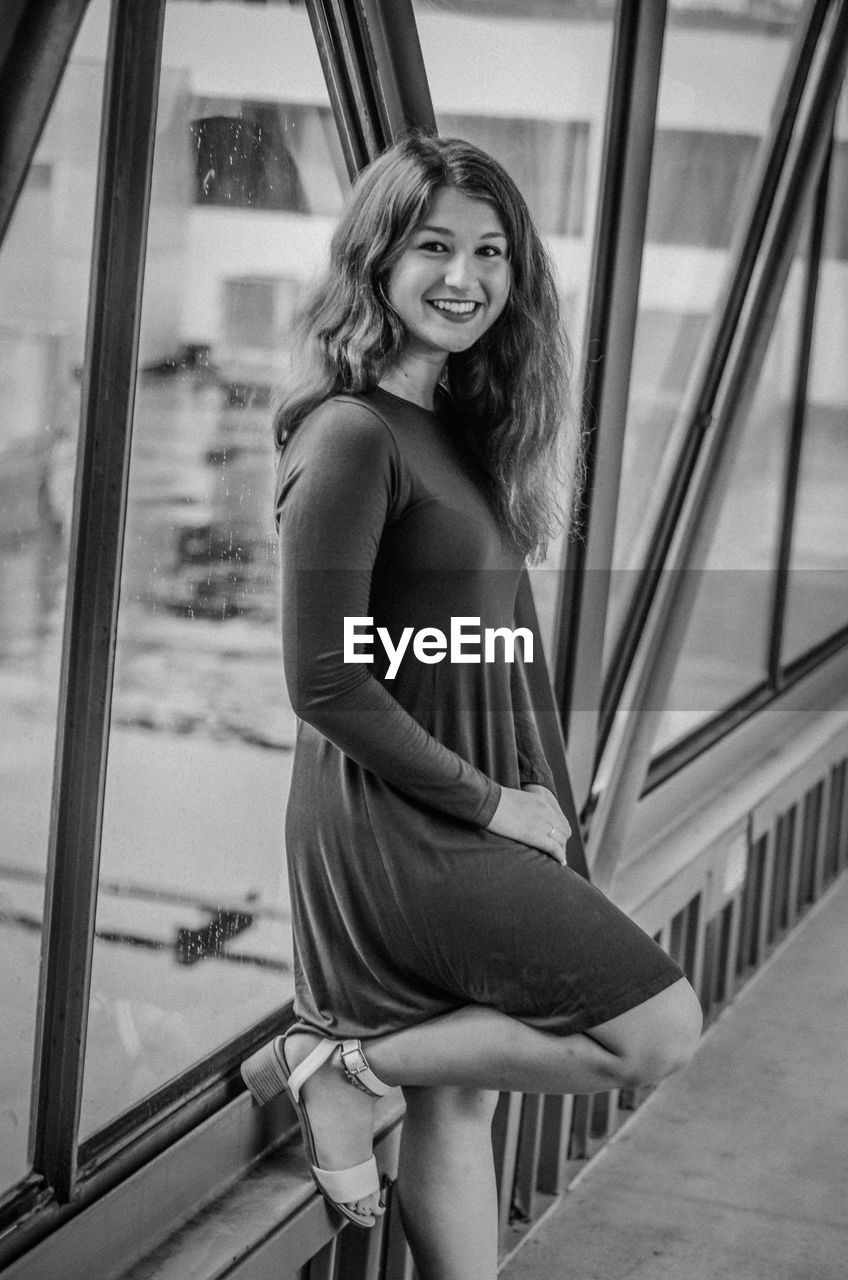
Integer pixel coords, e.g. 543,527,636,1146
240,1037,288,1104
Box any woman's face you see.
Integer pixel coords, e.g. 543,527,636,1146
384,186,511,362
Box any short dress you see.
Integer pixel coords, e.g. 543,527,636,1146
276,386,683,1040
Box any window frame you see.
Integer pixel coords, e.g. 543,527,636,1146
2,0,847,1271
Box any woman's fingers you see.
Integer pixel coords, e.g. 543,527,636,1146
540,821,569,866
486,787,570,864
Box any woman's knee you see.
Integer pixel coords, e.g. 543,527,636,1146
591,978,703,1089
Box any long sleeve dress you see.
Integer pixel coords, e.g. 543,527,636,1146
276,386,683,1039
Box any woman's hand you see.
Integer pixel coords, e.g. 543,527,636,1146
485,783,570,865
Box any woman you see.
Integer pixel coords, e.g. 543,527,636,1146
242,132,701,1280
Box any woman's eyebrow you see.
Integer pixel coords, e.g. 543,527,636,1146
417,224,508,240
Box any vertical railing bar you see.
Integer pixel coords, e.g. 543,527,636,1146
30,0,167,1201
512,1093,543,1223
492,1092,522,1247
839,758,848,873
756,822,776,964
536,1093,575,1196
786,800,805,931
767,123,835,687
812,774,830,900
725,894,742,1004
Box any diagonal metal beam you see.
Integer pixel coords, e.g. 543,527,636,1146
305,0,386,177
0,0,90,247
586,0,848,893
306,0,435,179
355,0,436,139
30,0,166,1201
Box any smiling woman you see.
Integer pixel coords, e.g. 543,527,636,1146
381,187,511,385
240,132,699,1279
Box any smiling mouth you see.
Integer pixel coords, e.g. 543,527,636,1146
428,299,480,316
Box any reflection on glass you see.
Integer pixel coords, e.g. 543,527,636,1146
606,5,806,661
0,0,109,1192
653,259,805,754
413,0,615,660
783,131,848,662
79,0,344,1140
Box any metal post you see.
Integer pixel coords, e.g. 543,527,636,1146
31,0,166,1200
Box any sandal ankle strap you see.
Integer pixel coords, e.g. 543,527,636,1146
339,1039,390,1097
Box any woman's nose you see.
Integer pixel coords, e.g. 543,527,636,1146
443,253,474,291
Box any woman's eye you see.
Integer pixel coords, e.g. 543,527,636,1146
418,240,447,253
477,245,504,258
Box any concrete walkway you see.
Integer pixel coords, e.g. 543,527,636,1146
502,874,848,1280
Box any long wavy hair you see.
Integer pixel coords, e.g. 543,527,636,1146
274,131,584,559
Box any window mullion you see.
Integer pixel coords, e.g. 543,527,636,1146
305,0,386,175
354,0,436,141
554,0,668,815
767,123,836,688
30,0,166,1202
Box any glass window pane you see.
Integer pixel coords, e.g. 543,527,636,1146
79,0,344,1141
652,253,806,755
606,2,809,665
783,126,848,663
0,0,110,1192
412,0,616,660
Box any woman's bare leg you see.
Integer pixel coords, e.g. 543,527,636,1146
283,978,700,1226
397,1086,499,1280
366,977,702,1095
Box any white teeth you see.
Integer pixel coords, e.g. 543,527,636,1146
430,299,477,314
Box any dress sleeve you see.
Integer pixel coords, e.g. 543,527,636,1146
277,399,501,827
510,635,557,794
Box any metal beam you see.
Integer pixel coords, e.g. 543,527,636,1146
552,0,667,814
768,122,835,685
598,0,834,759
515,571,589,881
0,0,90,246
30,0,166,1200
356,0,437,138
586,0,848,893
305,0,386,177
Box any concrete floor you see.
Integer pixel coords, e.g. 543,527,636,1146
502,874,848,1280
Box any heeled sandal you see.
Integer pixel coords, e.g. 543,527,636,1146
241,1028,390,1228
